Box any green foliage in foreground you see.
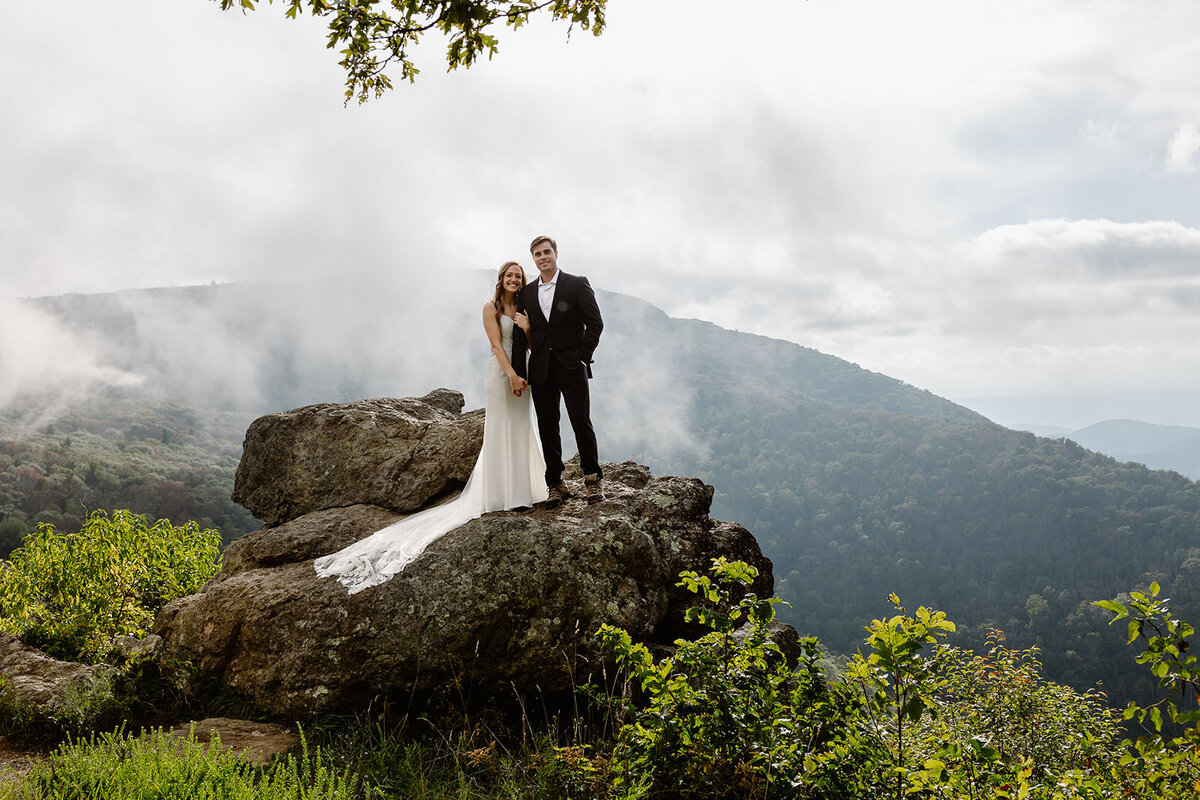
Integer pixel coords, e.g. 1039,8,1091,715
0,509,222,662
913,631,1122,781
2,727,355,800
600,558,874,798
1097,583,1200,797
596,560,1200,799
11,553,1200,799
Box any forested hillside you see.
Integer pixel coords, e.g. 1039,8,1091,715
4,279,1199,712
678,390,1200,706
614,310,1200,710
0,397,258,556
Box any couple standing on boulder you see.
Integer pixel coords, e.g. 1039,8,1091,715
315,235,603,594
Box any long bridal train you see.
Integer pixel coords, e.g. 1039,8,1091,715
315,316,547,593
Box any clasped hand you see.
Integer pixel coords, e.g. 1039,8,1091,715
509,374,528,397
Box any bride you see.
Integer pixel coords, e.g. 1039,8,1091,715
314,261,548,594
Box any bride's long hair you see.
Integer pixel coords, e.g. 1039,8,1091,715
492,261,528,311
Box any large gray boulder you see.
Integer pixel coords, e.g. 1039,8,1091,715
231,388,482,526
156,460,776,719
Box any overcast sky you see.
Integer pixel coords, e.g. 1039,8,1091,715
3,0,1200,426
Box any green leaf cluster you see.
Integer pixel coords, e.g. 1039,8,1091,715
594,571,1200,799
846,595,956,797
903,631,1124,798
0,509,222,662
216,0,608,103
1096,585,1200,797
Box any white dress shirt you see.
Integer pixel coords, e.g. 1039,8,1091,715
538,269,559,320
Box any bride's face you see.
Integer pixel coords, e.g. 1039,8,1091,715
502,265,525,294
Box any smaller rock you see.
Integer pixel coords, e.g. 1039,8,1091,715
730,619,806,667
112,634,164,663
231,390,484,526
218,505,403,580
0,633,113,715
165,718,299,767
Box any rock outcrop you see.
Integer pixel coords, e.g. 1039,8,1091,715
156,390,784,719
0,633,113,715
232,388,483,526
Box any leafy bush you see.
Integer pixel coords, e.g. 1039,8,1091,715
0,509,222,662
918,631,1122,777
4,726,355,800
845,594,958,799
599,558,877,799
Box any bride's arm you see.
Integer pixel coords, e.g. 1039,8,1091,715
482,303,526,396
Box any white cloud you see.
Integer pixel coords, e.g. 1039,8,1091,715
0,300,142,425
1167,123,1200,173
656,217,1200,400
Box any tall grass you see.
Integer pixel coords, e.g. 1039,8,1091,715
1,712,620,800
310,710,617,800
4,726,356,800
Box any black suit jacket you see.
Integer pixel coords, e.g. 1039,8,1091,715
512,271,603,385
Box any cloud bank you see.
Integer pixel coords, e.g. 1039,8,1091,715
4,0,1200,416
0,299,142,430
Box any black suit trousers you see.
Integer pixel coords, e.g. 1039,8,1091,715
531,356,601,484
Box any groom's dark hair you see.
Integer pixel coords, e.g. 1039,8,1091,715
529,235,557,253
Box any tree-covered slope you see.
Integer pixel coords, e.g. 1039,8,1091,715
677,391,1199,705
0,396,258,556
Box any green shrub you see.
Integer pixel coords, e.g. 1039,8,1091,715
844,594,958,799
0,509,222,662
920,631,1122,775
878,630,1122,799
599,558,877,799
5,726,355,799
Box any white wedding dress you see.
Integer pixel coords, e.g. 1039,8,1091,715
314,315,548,594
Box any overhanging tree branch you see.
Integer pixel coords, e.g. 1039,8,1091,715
216,0,608,104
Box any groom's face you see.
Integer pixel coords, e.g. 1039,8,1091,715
532,241,558,277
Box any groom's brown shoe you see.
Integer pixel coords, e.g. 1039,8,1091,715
584,474,603,504
545,482,571,507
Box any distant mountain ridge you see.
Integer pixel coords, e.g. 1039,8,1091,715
957,391,1200,431
1012,419,1200,480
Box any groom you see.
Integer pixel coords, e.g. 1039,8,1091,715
512,235,604,505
